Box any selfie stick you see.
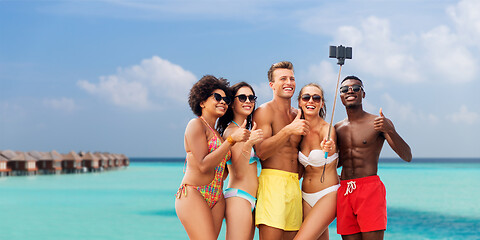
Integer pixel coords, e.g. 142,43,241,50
324,45,352,159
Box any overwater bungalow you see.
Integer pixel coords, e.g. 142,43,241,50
106,153,119,168
1,149,127,177
32,150,62,174
120,154,130,167
62,151,83,173
81,152,100,172
29,150,48,174
94,152,109,170
9,151,38,176
2,150,17,174
50,150,63,173
0,154,11,176
104,153,114,169
114,153,124,167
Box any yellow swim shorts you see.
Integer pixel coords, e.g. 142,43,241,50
255,169,302,231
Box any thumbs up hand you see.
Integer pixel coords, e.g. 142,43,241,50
286,109,310,136
231,119,250,143
246,121,263,148
374,108,394,134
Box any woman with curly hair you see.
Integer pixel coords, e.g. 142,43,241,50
217,82,263,240
294,83,339,240
175,75,250,240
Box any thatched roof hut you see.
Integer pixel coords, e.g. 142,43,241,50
82,152,99,170
62,151,83,173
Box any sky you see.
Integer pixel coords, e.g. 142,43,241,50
1,0,479,158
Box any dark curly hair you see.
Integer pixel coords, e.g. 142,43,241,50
297,83,327,119
217,82,256,135
188,75,230,117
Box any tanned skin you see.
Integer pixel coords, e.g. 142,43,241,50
253,68,309,240
334,78,412,240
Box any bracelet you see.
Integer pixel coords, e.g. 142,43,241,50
226,136,236,146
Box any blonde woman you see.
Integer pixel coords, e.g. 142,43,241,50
294,83,339,240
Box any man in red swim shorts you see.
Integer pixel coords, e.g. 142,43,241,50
335,76,412,240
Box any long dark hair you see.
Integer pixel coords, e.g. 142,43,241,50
217,82,256,135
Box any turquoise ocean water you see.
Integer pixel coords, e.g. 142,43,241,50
1,158,479,240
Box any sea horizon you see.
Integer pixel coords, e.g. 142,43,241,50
129,157,480,163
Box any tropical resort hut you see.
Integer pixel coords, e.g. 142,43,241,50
8,151,38,176
104,153,114,169
81,152,100,172
110,153,120,167
32,150,62,174
94,152,108,171
50,150,63,174
106,153,119,168
120,154,130,167
29,150,48,174
62,151,83,173
0,153,11,176
114,153,124,167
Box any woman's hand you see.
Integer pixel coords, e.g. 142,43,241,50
321,138,335,154
230,120,250,143
246,122,263,148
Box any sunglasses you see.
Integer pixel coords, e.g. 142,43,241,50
301,94,322,103
235,94,257,103
211,93,231,105
339,85,363,94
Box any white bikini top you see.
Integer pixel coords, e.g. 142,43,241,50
298,150,338,168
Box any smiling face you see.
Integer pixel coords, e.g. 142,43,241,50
340,79,365,108
270,68,295,99
200,89,228,117
299,85,324,118
232,86,255,118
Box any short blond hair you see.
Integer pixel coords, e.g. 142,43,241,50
267,61,294,82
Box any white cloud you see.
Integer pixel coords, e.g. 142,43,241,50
380,93,439,125
77,56,196,110
43,98,76,112
420,25,477,83
303,60,338,90
447,0,480,48
250,82,272,107
447,105,479,124
300,1,480,85
0,101,26,123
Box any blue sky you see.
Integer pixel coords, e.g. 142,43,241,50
1,0,479,158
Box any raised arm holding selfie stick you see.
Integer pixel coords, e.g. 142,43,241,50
322,45,352,180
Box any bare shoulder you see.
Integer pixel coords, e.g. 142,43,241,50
185,118,204,136
335,118,348,129
223,124,238,139
254,101,274,122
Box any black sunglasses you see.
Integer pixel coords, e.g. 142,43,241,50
301,94,322,103
339,85,363,94
235,94,257,103
211,93,231,105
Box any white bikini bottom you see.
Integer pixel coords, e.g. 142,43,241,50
302,184,340,207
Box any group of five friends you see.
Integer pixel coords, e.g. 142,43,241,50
175,61,412,240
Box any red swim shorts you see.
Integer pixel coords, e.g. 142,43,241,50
336,175,387,235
